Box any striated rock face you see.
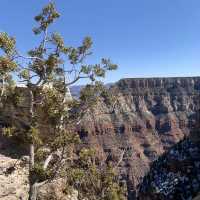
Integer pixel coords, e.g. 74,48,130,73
77,77,200,198
0,76,200,199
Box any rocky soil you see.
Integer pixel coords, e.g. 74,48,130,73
0,153,29,200
0,132,78,200
0,151,78,200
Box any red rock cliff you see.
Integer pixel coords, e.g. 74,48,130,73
77,77,200,199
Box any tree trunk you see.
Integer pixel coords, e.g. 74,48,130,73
0,76,5,98
0,76,5,106
29,144,35,168
28,89,39,200
29,181,38,200
29,143,37,200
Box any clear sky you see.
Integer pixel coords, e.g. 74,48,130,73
1,0,200,84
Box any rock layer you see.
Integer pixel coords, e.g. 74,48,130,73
1,76,200,199
78,77,200,198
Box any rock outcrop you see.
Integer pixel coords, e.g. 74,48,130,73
0,150,78,200
37,179,78,200
0,154,29,200
0,128,78,200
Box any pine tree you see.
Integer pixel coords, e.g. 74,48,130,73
0,2,124,200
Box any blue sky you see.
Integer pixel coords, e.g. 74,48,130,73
1,0,200,84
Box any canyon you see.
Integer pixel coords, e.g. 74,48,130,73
0,76,200,199
77,77,200,199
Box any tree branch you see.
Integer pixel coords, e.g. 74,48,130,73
0,76,5,98
65,74,89,87
43,154,53,170
16,54,44,62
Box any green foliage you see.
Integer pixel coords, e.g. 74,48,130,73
2,127,16,137
79,147,96,166
11,89,24,107
28,126,42,145
33,2,60,34
0,2,120,200
0,32,16,55
80,81,104,102
38,87,65,125
31,163,51,181
0,32,17,80
0,57,17,74
51,32,69,54
50,131,80,151
101,58,118,71
93,64,106,77
0,32,16,75
19,69,29,80
35,148,48,161
69,168,85,184
64,147,127,200
0,32,17,103
80,65,92,74
82,36,93,51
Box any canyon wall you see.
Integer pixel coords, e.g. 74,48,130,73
78,77,200,199
0,77,200,199
138,137,200,200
